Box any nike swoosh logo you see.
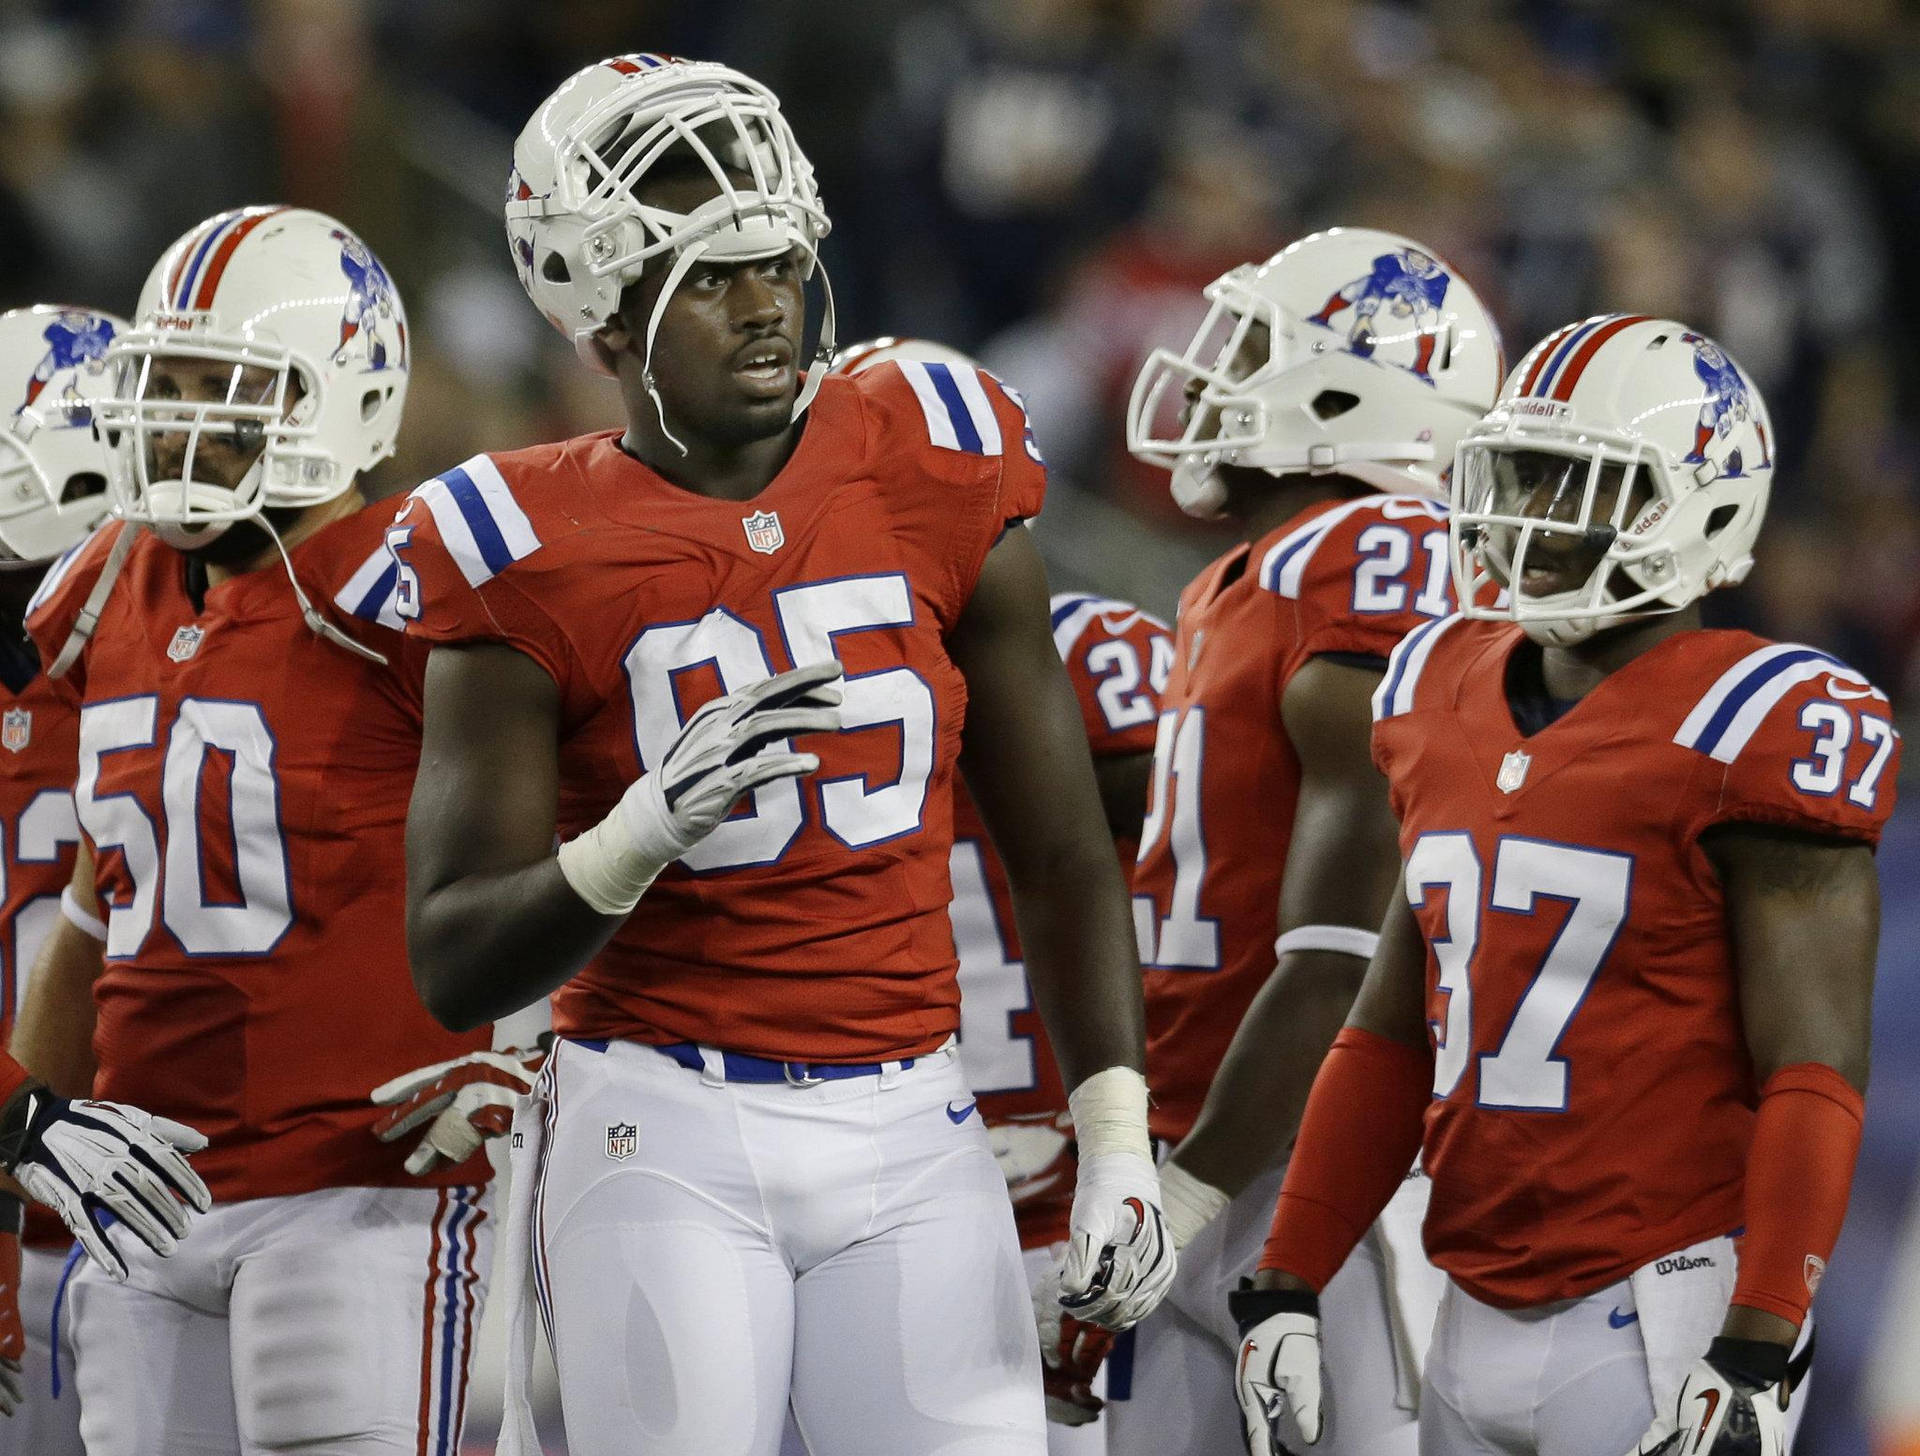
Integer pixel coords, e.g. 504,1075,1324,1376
1826,676,1885,701
1608,1307,1639,1328
946,1100,977,1123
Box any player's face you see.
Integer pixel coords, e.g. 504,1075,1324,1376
1180,316,1270,444
613,171,806,449
1472,448,1653,599
130,355,292,490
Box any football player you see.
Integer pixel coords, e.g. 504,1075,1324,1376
387,56,1171,1456
1238,316,1885,1456
1102,228,1502,1455
18,209,498,1456
0,304,215,1453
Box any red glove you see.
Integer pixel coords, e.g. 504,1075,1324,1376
370,1048,545,1175
1033,1257,1116,1425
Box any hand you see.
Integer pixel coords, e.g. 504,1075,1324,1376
371,1047,546,1175
1231,1284,1324,1455
1032,1258,1116,1425
0,1201,23,1417
1059,1148,1174,1330
1627,1339,1789,1455
626,661,845,863
1,1087,210,1280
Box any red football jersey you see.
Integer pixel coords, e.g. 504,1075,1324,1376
0,663,81,1246
25,507,491,1203
389,365,1047,1062
1134,495,1452,1143
952,592,1170,1248
1374,619,1901,1307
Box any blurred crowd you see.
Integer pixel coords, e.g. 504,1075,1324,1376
0,0,1916,1450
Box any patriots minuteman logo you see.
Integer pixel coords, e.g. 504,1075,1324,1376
1,707,29,753
742,510,784,554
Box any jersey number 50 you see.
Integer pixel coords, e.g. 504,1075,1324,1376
625,573,935,872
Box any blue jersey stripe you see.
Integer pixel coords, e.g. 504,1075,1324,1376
440,466,517,577
924,363,983,453
1259,523,1328,593
348,562,399,622
1050,594,1098,629
1690,647,1832,756
1378,616,1444,718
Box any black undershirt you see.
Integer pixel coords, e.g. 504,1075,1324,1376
1504,638,1579,737
0,630,37,696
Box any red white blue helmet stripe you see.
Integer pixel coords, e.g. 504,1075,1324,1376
1517,313,1652,401
166,206,288,312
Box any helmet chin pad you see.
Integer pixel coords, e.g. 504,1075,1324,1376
1171,459,1228,519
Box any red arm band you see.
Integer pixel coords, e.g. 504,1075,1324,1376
1731,1061,1864,1327
1258,1026,1429,1290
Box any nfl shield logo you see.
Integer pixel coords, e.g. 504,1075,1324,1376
167,625,205,662
1,707,29,754
605,1122,637,1161
1497,748,1531,794
742,510,784,555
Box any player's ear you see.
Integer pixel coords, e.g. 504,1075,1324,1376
592,281,646,369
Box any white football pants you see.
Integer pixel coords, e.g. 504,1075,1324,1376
1419,1233,1814,1455
68,1183,492,1456
1105,1166,1433,1456
0,1245,84,1456
530,1037,1046,1456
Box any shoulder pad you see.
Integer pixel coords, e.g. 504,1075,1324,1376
1257,495,1446,600
404,454,543,588
1671,642,1880,764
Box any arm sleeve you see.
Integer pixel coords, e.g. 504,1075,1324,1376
1731,1061,1864,1327
1258,1026,1430,1289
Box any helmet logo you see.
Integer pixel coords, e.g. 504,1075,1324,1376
1680,333,1770,479
15,311,114,427
331,230,406,372
1306,248,1450,382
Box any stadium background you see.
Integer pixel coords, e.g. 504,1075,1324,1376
1,0,1915,1451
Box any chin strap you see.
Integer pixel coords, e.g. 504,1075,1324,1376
257,514,389,668
47,523,142,680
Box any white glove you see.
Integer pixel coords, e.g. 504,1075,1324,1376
558,661,844,914
3,1088,210,1279
371,1047,546,1175
1231,1285,1324,1454
1059,1068,1174,1330
1626,1341,1789,1456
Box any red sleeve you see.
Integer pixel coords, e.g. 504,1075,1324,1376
1680,657,1900,847
1732,1062,1864,1328
1259,496,1453,668
984,371,1048,527
1259,1026,1431,1289
1055,596,1172,756
385,455,582,695
23,521,128,702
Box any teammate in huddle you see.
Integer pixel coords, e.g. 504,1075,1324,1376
1239,317,1892,1456
388,58,1170,1456
0,304,216,1453
20,209,499,1456
1103,228,1501,1454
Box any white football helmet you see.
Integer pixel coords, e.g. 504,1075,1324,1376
1452,314,1774,647
1128,227,1503,517
507,54,834,424
0,306,124,565
828,336,978,376
97,206,408,549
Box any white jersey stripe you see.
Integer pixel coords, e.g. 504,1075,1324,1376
1373,614,1460,721
1673,643,1869,763
896,360,961,451
414,479,492,589
460,454,542,561
1259,495,1427,599
948,365,1005,456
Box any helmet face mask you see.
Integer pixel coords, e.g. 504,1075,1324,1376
1452,316,1773,648
0,305,124,565
1126,228,1503,519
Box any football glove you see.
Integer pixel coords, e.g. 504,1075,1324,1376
558,661,844,914
0,1197,23,1417
1231,1284,1324,1455
1059,1147,1174,1330
371,1047,546,1175
1031,1258,1116,1425
0,1085,210,1280
1627,1338,1789,1456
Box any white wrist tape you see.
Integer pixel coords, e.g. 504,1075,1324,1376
1158,1160,1231,1251
555,804,662,917
1274,924,1380,962
1067,1066,1153,1163
60,886,108,943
